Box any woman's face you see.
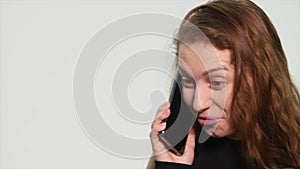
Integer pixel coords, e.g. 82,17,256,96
178,43,235,138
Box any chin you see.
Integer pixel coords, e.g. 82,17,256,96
202,123,233,138
200,125,224,138
212,131,227,138
212,126,235,138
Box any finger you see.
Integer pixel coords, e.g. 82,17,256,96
151,109,170,129
155,101,170,117
153,122,167,133
157,108,170,121
149,122,166,137
150,101,170,137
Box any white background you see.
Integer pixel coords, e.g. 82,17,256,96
1,0,299,168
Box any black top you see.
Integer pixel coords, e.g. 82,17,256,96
155,132,248,169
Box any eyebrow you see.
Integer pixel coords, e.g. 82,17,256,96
178,66,228,78
206,67,228,74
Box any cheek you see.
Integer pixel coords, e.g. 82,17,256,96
213,84,234,116
225,84,234,109
182,88,194,107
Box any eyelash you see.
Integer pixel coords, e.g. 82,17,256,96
181,77,226,90
210,79,226,90
181,78,195,88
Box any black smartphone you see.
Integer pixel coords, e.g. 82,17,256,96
158,73,196,156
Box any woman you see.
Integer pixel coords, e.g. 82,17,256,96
148,0,300,168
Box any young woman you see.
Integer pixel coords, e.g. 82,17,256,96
149,0,300,169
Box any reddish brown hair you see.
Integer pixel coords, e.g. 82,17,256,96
176,0,300,168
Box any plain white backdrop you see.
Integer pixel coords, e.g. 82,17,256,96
1,0,299,168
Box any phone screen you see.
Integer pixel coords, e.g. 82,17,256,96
158,73,196,155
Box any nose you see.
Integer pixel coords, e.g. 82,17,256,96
192,84,212,113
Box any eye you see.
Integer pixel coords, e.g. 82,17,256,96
181,77,195,88
210,78,226,90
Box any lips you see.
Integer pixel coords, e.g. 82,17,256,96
197,116,221,126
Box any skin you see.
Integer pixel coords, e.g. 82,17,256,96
150,43,236,165
178,43,235,138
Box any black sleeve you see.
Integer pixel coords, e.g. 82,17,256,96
155,161,192,169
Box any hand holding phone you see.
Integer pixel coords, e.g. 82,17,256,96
158,74,197,156
150,100,196,165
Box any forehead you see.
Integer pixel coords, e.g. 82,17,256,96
178,43,232,74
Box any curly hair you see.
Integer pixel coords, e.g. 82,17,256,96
176,0,300,168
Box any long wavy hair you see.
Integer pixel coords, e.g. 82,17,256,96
175,0,300,168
